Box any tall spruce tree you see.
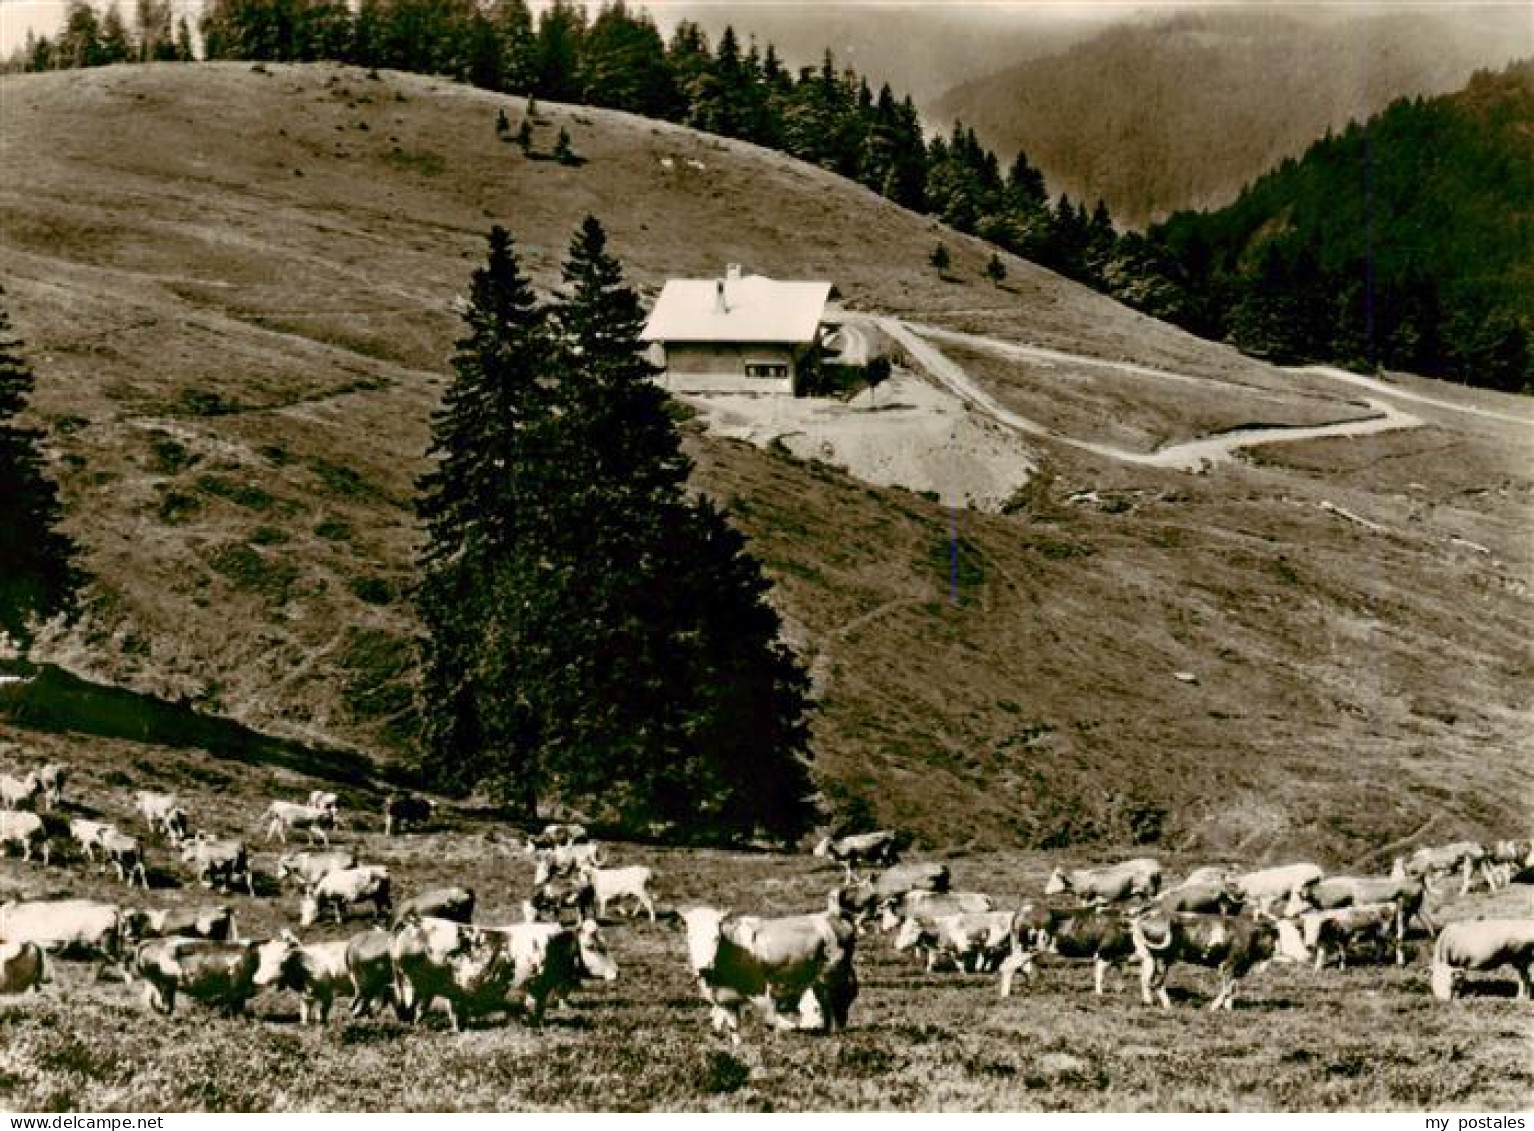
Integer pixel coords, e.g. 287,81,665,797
534,216,813,838
414,226,551,801
0,288,81,645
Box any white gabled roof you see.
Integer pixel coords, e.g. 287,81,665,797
642,274,831,345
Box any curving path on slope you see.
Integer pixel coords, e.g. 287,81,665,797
874,316,1428,471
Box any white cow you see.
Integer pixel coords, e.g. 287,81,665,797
263,801,335,846
135,792,189,842
0,771,42,810
0,899,125,971
1430,919,1534,1001
1045,858,1162,903
98,830,149,889
0,811,49,864
69,818,117,863
1230,863,1323,912
579,864,657,921
276,849,357,890
1393,842,1487,896
299,866,391,926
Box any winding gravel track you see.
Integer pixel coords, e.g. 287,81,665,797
875,316,1428,471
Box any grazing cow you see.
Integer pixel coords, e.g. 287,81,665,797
1156,883,1243,916
135,792,189,842
69,818,116,863
276,849,358,890
1131,912,1278,1011
98,830,149,889
478,920,620,1023
1276,903,1400,969
36,764,67,810
1430,918,1534,1001
0,940,48,994
894,910,1014,973
1285,875,1432,947
1230,863,1324,913
299,866,391,927
389,916,511,1030
254,932,354,1023
263,801,335,846
580,865,657,922
1176,866,1236,888
0,771,42,811
383,794,434,836
124,905,237,943
392,916,616,1031
1044,858,1162,903
133,938,261,1015
392,886,476,928
876,890,993,934
1485,841,1534,890
525,823,589,851
531,843,605,884
0,811,49,864
997,905,1135,998
812,830,901,875
344,929,398,1018
1393,842,1487,896
839,863,951,926
679,893,858,1041
180,835,254,895
525,874,596,925
0,899,125,970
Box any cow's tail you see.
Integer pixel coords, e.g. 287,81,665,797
1429,930,1458,1001
1130,913,1174,956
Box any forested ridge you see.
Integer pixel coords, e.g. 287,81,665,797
1133,62,1534,393
10,1,1529,394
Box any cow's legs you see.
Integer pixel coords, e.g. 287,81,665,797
1459,859,1474,897
1515,964,1532,1001
1139,956,1170,1009
1093,957,1111,996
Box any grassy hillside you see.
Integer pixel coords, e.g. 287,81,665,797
934,9,1529,227
1,63,1530,856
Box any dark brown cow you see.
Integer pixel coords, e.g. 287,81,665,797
1131,912,1277,1011
133,938,261,1015
998,904,1135,997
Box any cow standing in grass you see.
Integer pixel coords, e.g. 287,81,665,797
1430,919,1534,1001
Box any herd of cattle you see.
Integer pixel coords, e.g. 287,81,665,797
2,762,1533,1043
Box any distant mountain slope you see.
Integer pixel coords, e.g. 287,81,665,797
935,8,1531,227
1137,61,1534,392
1,64,1529,855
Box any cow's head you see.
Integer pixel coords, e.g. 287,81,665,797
1043,868,1069,896
1282,887,1319,919
812,837,832,859
576,920,619,983
253,936,301,988
679,907,728,974
121,909,153,943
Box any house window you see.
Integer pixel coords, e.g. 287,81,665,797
745,362,788,379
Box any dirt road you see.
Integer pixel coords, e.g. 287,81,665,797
876,317,1430,471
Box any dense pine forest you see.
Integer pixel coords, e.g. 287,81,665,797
1134,62,1534,393
8,1,1529,393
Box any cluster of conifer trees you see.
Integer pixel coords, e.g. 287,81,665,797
414,218,814,838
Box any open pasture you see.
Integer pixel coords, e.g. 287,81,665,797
1,731,1529,1112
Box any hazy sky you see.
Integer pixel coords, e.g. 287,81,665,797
3,0,1528,62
